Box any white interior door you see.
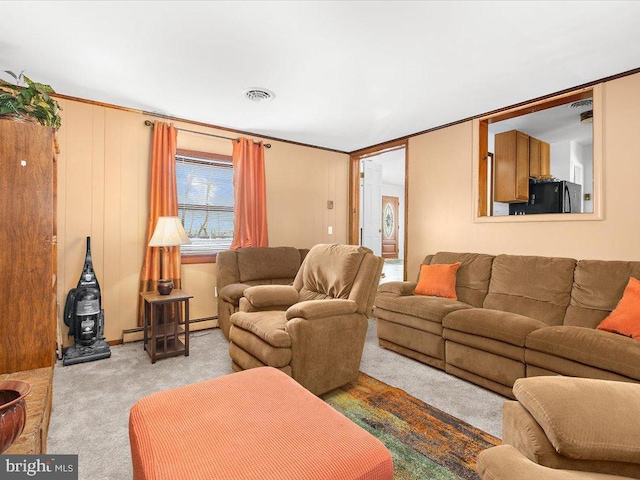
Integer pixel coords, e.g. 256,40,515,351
362,160,382,256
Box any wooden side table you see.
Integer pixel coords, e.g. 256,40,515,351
140,289,193,363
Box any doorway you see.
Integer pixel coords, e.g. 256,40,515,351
382,195,399,258
350,141,407,283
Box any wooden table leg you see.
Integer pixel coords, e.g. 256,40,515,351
150,304,156,364
185,299,190,357
143,300,149,349
163,303,168,355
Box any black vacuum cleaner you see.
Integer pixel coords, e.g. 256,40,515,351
62,237,111,366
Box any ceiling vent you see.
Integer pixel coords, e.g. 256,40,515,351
244,88,275,103
569,99,593,109
580,110,593,124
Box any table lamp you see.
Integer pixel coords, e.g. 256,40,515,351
148,216,191,295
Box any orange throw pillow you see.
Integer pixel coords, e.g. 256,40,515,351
597,277,640,340
413,262,461,300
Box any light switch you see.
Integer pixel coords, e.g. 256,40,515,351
327,200,334,209
328,226,333,235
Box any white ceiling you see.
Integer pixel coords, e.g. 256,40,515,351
489,97,594,146
1,1,639,152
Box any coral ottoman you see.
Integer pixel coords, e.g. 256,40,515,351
129,367,393,480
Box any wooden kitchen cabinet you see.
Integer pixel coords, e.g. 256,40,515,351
529,137,541,178
540,141,551,178
529,136,551,180
0,120,57,374
494,130,530,202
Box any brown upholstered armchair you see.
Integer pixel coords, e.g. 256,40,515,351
228,244,384,395
477,376,640,479
216,246,309,340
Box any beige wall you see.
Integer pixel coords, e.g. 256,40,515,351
406,73,640,280
56,100,348,343
56,72,640,342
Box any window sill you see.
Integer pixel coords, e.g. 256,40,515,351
181,253,218,264
473,211,603,223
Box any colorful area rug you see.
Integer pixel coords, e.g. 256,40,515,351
322,373,501,479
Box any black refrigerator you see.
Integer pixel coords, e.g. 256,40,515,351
509,180,582,215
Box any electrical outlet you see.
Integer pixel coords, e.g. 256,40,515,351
328,226,333,235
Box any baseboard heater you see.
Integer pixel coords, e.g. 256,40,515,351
122,315,218,335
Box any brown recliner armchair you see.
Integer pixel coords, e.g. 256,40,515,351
477,376,640,480
216,246,309,340
228,244,384,395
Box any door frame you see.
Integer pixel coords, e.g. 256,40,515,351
349,139,409,280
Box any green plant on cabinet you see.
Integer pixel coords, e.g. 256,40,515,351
0,70,62,129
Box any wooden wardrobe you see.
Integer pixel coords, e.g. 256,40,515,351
0,119,57,374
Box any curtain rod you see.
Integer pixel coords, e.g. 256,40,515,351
143,120,271,148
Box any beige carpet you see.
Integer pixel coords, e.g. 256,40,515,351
48,319,503,480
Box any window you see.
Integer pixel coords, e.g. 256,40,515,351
175,149,234,256
474,85,602,222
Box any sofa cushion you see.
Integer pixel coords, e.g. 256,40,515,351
237,246,303,283
443,329,525,361
414,262,461,299
230,310,291,348
597,277,640,340
230,327,292,368
220,283,251,304
244,285,300,309
429,252,495,307
446,342,525,388
375,292,472,324
502,400,559,464
443,309,548,347
286,299,358,320
295,244,368,301
375,308,444,336
502,400,640,478
378,281,417,296
216,249,241,291
525,326,640,381
477,444,635,480
348,252,385,316
244,278,298,287
483,254,576,326
564,260,640,328
513,376,640,464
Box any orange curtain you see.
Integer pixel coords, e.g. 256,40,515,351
137,121,180,326
230,137,269,248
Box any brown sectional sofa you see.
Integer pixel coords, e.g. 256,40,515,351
216,246,309,340
374,252,640,398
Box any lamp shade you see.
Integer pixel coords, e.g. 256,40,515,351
148,216,191,247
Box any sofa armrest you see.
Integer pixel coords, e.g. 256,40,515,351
242,285,299,310
377,281,417,296
477,445,603,480
513,377,640,464
219,283,251,304
286,299,359,321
